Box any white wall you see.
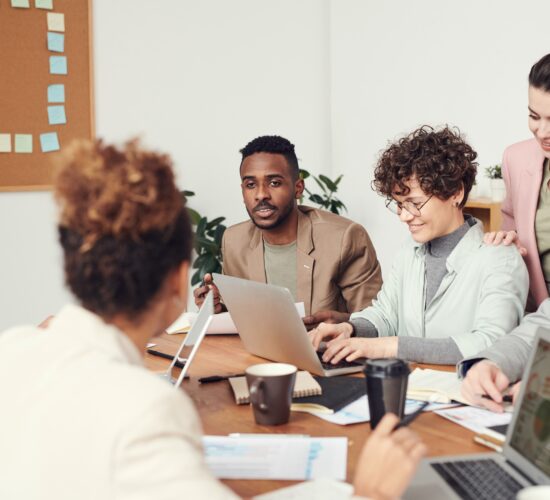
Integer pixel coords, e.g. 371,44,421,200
330,0,550,274
2,0,550,330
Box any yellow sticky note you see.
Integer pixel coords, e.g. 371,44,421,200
47,12,65,32
0,134,11,153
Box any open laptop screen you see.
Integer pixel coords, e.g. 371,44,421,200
509,337,550,476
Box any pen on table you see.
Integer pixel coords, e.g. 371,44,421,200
146,348,186,369
396,401,430,429
199,373,246,383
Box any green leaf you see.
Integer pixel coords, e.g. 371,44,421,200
213,225,226,246
187,207,201,226
206,217,226,230
313,176,328,194
191,269,202,286
309,194,324,205
196,217,207,237
181,190,195,197
196,236,218,253
319,174,337,192
334,175,343,186
299,169,310,180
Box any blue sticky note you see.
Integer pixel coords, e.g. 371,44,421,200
11,0,30,8
49,56,67,75
47,32,64,53
40,132,60,153
36,0,53,9
48,105,66,125
15,134,32,153
48,84,65,103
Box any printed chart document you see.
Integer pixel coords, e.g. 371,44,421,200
203,435,347,480
435,405,513,434
315,395,457,426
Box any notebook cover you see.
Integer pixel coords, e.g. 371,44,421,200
293,376,366,412
229,371,322,405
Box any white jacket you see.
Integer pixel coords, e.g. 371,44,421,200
0,304,236,500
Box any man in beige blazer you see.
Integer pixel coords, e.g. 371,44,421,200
195,135,382,325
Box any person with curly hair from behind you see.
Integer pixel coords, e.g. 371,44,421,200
310,125,529,366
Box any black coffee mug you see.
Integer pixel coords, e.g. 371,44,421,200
245,363,297,425
364,358,410,429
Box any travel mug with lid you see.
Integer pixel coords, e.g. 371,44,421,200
364,358,410,429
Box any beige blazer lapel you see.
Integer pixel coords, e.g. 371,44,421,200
295,209,315,315
247,226,267,283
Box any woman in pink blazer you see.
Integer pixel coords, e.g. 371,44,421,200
489,53,550,309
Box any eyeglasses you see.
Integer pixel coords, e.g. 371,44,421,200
385,194,433,217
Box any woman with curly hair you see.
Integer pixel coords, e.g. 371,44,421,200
0,139,425,499
310,125,529,365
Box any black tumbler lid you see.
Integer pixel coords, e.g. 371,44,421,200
363,358,410,377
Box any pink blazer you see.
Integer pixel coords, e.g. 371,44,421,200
501,138,548,307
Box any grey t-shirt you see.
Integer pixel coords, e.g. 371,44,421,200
263,240,297,300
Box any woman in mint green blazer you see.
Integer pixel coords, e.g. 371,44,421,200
310,125,529,365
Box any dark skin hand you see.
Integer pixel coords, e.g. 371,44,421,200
302,310,350,330
192,273,225,314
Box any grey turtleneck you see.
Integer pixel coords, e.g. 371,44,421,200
351,218,475,364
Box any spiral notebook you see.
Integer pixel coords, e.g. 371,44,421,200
229,371,321,405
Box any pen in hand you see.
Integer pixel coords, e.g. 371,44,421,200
481,393,513,403
395,401,430,429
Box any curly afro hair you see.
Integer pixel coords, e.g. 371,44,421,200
54,138,192,320
373,125,478,207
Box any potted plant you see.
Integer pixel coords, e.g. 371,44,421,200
485,164,505,202
299,169,347,215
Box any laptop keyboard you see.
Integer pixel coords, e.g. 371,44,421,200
431,459,523,500
316,352,363,370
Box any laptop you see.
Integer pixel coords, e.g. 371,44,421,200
212,273,363,377
160,291,213,388
404,328,550,500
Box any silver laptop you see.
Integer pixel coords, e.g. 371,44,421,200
212,274,363,377
405,328,550,499
161,291,213,388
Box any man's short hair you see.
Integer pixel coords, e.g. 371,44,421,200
240,135,300,180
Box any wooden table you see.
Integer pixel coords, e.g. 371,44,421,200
145,333,487,498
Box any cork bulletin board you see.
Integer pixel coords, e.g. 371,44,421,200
0,0,94,191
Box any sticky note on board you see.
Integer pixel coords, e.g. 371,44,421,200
0,134,11,153
47,12,65,32
15,134,32,153
50,56,67,75
47,105,66,125
48,84,65,103
47,32,64,52
40,132,60,153
35,0,53,9
11,0,30,8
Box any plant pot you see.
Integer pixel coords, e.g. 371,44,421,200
490,178,506,202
